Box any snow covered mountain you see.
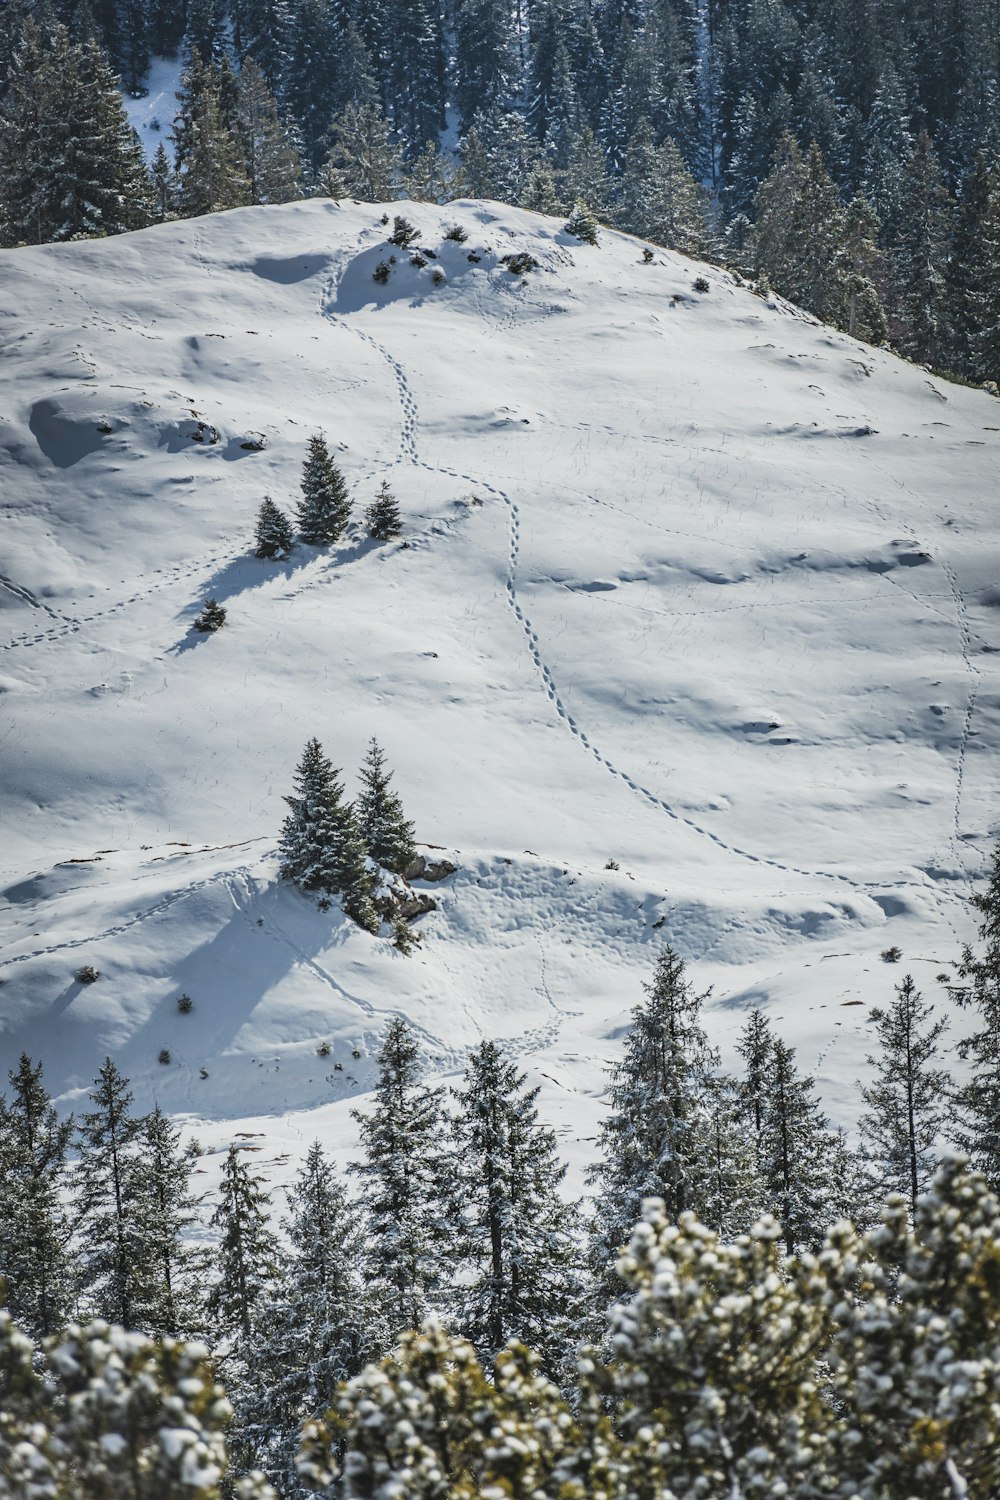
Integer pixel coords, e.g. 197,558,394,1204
1,198,997,1192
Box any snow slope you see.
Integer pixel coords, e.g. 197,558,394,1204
1,199,997,1193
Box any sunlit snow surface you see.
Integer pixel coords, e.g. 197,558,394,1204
0,199,997,1196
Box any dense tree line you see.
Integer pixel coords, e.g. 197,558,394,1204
1,0,999,386
1,839,999,1495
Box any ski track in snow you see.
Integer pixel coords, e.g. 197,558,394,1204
319,277,968,927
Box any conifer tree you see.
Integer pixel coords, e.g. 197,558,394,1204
238,1142,376,1494
835,195,887,342
588,947,716,1297
452,1041,582,1376
562,127,611,217
208,1144,279,1344
888,132,952,367
403,138,457,203
74,1059,159,1330
150,141,177,221
321,99,401,201
336,808,380,933
351,1019,457,1339
364,479,402,540
698,1072,763,1239
141,1105,203,1338
278,737,354,894
455,0,514,132
736,1007,775,1147
858,974,952,1217
955,839,1000,1192
0,1055,73,1339
254,496,295,558
236,58,302,205
759,1038,838,1255
171,51,250,218
564,199,599,243
297,433,351,545
754,134,845,325
356,738,416,873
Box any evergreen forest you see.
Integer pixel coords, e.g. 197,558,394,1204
1,0,1000,387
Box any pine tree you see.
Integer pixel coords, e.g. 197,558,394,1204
858,974,952,1218
955,839,1000,1192
698,1072,763,1239
208,1144,279,1343
459,106,539,203
887,131,952,367
141,1106,203,1338
150,140,177,221
351,1019,457,1339
455,0,514,133
452,1041,582,1376
236,58,301,205
254,496,295,558
561,127,612,218
520,161,562,214
364,480,402,540
759,1038,838,1255
754,134,845,324
588,947,716,1298
321,99,401,201
336,808,380,933
0,1055,73,1339
171,51,250,218
297,433,351,545
356,738,416,873
278,737,355,894
564,199,599,243
237,1143,376,1494
193,596,226,631
383,0,445,151
736,1007,775,1150
403,138,457,203
74,1059,159,1330
835,195,887,342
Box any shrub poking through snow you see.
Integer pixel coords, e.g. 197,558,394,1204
410,253,427,268
158,1049,171,1065
642,246,655,263
444,224,468,242
392,915,419,953
502,252,538,275
254,497,294,558
388,215,418,247
75,965,101,984
372,260,391,284
881,946,902,963
564,200,599,243
365,480,402,540
177,993,193,1014
693,275,710,293
194,597,227,632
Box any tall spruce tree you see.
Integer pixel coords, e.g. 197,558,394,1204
0,1055,73,1339
297,433,351,545
238,1143,376,1494
141,1106,203,1337
278,737,355,894
321,99,401,200
74,1059,159,1330
236,59,301,205
452,1041,582,1376
858,974,952,1218
588,947,716,1298
171,52,249,218
759,1039,839,1255
955,839,1000,1192
207,1144,279,1344
455,0,514,132
356,738,416,873
351,1019,457,1339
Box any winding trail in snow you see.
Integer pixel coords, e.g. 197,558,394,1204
320,278,969,923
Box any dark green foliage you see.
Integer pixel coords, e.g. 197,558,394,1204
194,596,226,631
452,1041,582,1376
858,974,952,1217
759,1039,841,1256
0,1056,73,1339
350,1019,458,1340
356,738,415,873
372,260,391,284
254,496,294,558
208,1144,279,1342
75,965,101,983
297,434,351,545
955,840,1000,1192
236,58,301,205
171,51,249,218
365,480,402,540
565,200,599,243
388,214,418,247
278,737,354,894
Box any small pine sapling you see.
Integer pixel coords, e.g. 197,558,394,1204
444,224,468,242
388,214,418,247
373,261,391,284
642,247,655,263
693,276,710,293
881,946,902,963
254,496,294,558
158,1049,171,1065
564,200,599,244
365,480,402,540
393,915,419,953
176,994,193,1014
502,252,538,275
194,597,227,631
75,965,101,983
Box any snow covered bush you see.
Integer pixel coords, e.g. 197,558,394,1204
74,965,101,983
193,598,226,632
387,215,418,248
564,201,599,244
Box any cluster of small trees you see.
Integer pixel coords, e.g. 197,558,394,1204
278,736,416,935
254,437,401,561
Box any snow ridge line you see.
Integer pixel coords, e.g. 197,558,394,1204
321,292,966,914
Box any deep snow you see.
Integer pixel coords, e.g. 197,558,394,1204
0,198,997,1196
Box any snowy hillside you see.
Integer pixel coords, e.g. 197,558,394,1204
1,198,997,1192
